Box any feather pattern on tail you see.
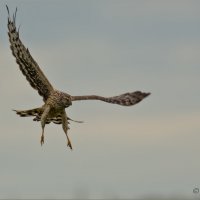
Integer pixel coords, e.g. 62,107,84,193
13,109,83,125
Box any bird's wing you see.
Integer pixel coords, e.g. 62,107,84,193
71,91,150,106
7,6,54,102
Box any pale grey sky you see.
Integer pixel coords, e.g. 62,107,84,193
0,0,200,199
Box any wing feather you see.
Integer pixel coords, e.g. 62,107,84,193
7,6,54,101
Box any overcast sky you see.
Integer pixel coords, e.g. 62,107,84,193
0,0,200,199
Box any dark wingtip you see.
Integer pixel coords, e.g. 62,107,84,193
6,5,9,15
144,92,151,97
13,7,17,23
134,91,151,98
6,5,10,21
6,5,18,23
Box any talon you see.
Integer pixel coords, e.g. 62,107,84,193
40,135,44,146
67,140,73,150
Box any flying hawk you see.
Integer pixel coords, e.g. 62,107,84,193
7,6,150,150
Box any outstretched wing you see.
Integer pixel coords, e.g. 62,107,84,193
7,6,54,102
71,91,150,106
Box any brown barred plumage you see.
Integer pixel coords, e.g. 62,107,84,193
7,6,53,102
14,109,83,124
7,6,150,150
71,91,150,106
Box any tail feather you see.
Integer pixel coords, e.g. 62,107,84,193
33,114,83,124
33,115,62,124
13,109,83,125
13,108,42,117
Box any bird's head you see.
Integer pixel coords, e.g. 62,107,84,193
60,92,72,108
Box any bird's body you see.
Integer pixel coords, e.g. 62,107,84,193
7,6,150,150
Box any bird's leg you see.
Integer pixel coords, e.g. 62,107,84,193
62,111,72,150
40,105,50,146
40,127,44,145
66,132,72,150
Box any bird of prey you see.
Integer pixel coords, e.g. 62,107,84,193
7,6,150,150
